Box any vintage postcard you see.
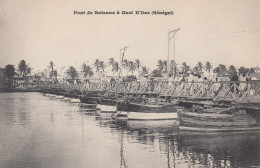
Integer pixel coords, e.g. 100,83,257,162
0,0,260,167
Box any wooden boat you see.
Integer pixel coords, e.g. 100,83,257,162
80,103,96,109
178,106,257,130
96,98,117,119
63,97,71,101
117,97,179,120
70,98,81,103
55,95,64,99
114,111,128,120
79,94,101,104
127,120,179,132
179,126,260,132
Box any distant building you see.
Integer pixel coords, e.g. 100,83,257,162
252,67,260,73
249,73,260,80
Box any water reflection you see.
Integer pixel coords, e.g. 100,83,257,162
0,92,259,168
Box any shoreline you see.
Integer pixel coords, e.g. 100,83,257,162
0,87,41,93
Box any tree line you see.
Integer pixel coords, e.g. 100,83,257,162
2,58,256,86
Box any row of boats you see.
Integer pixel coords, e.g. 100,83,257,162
41,89,260,132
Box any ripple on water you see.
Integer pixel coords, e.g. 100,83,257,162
0,92,260,168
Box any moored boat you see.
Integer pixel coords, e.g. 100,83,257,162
127,119,179,132
70,98,81,103
117,97,179,121
55,95,64,99
80,103,96,109
96,98,117,119
114,111,128,120
178,105,257,131
79,93,100,105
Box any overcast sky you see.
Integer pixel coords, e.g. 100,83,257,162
0,0,260,73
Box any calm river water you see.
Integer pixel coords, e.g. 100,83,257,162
0,92,260,168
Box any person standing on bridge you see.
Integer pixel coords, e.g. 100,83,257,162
149,78,155,92
231,71,239,93
239,73,247,90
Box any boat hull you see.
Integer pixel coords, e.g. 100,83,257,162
127,120,179,131
70,98,81,103
80,103,96,109
179,126,260,132
178,109,256,128
115,111,128,120
55,95,64,99
117,102,179,120
96,104,117,119
80,96,98,104
127,111,178,120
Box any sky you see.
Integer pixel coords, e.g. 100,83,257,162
0,0,260,74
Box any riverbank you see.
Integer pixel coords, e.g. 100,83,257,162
0,86,41,93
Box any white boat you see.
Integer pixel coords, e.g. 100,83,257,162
96,104,117,119
70,98,81,103
55,95,64,99
49,94,56,98
114,111,128,120
127,110,178,120
63,97,71,101
117,100,179,121
127,119,179,131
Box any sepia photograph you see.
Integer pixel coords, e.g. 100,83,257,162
0,0,260,167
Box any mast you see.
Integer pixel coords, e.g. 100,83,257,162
167,28,180,78
119,46,128,77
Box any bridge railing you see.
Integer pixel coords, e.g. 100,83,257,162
39,80,260,102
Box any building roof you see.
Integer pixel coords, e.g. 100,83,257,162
249,73,260,80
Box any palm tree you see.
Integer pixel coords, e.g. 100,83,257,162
213,66,220,75
112,61,119,76
169,60,178,78
135,59,141,69
193,66,199,74
93,59,100,72
67,66,78,80
122,59,129,76
128,61,137,75
151,69,162,77
157,60,163,74
197,62,203,72
135,59,141,76
249,68,255,73
25,67,32,76
205,62,212,73
163,60,168,73
218,64,227,76
18,60,31,81
239,66,249,74
4,64,16,87
49,61,54,77
181,62,190,75
53,70,58,81
108,58,114,66
108,58,116,76
81,63,93,77
228,65,236,75
140,66,150,77
99,61,106,74
18,60,27,77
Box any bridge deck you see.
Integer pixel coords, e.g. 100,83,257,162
40,80,260,105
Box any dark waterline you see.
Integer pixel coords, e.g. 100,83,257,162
0,92,259,168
